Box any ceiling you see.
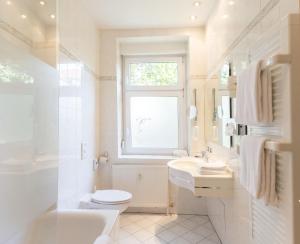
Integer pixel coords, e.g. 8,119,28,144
23,0,56,26
83,0,218,29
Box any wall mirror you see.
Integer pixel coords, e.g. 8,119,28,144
204,61,238,149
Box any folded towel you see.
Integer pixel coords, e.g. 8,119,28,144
240,136,266,198
240,136,278,206
235,61,273,125
93,235,113,244
264,150,278,206
199,169,228,175
200,163,227,171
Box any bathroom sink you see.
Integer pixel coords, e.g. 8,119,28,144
167,157,233,198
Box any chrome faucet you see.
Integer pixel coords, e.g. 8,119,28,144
201,151,209,162
195,146,212,162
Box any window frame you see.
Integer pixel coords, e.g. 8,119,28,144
122,55,186,156
124,56,185,91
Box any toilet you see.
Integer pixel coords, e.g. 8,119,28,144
79,190,132,213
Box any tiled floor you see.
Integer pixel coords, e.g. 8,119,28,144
114,213,221,244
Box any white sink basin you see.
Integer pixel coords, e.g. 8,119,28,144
168,157,233,198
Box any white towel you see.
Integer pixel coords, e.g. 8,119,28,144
235,61,273,125
200,163,227,171
199,169,228,175
93,235,113,244
240,136,266,198
240,136,278,206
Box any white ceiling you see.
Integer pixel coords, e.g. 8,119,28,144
83,0,218,29
23,0,56,26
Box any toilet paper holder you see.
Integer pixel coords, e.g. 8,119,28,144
93,152,109,170
99,151,109,164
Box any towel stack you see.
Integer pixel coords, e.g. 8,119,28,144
235,60,273,125
240,136,278,206
199,162,227,175
235,60,278,206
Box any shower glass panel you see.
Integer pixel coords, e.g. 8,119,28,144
0,0,58,243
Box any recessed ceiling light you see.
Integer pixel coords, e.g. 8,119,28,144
39,1,45,6
222,14,229,19
228,0,235,5
50,14,55,19
193,1,201,7
21,14,27,19
190,15,197,21
6,1,12,5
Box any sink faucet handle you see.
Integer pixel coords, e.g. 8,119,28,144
200,151,207,158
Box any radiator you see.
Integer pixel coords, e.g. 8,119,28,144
247,14,295,244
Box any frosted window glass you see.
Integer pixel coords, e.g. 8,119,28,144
130,97,178,148
129,62,178,86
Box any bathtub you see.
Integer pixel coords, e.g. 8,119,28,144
28,209,119,244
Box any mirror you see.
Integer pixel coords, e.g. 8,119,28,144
204,77,218,144
204,62,238,149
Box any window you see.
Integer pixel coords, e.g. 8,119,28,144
122,56,186,155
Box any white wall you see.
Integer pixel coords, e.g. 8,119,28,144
204,0,299,243
205,0,299,75
97,27,208,214
57,0,99,209
58,0,99,74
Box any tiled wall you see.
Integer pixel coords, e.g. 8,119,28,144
205,0,299,75
204,1,299,244
57,0,99,209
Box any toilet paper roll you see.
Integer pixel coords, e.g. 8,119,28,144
99,156,108,164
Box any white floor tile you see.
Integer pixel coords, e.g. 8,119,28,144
146,215,164,224
198,239,218,244
182,230,205,244
171,237,191,244
189,215,210,225
122,223,143,234
168,224,189,235
193,226,215,237
133,229,154,242
119,217,133,227
114,229,131,241
143,236,166,244
118,213,220,244
127,214,145,223
159,221,177,229
144,224,165,234
156,229,178,242
173,215,190,224
180,219,200,230
206,233,221,244
136,218,156,228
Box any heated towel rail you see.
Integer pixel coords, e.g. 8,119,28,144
265,141,292,152
261,54,291,70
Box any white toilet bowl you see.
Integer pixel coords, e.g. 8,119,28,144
79,190,132,213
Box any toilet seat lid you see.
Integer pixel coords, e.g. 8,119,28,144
91,190,132,204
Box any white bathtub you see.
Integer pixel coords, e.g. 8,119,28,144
28,209,119,244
